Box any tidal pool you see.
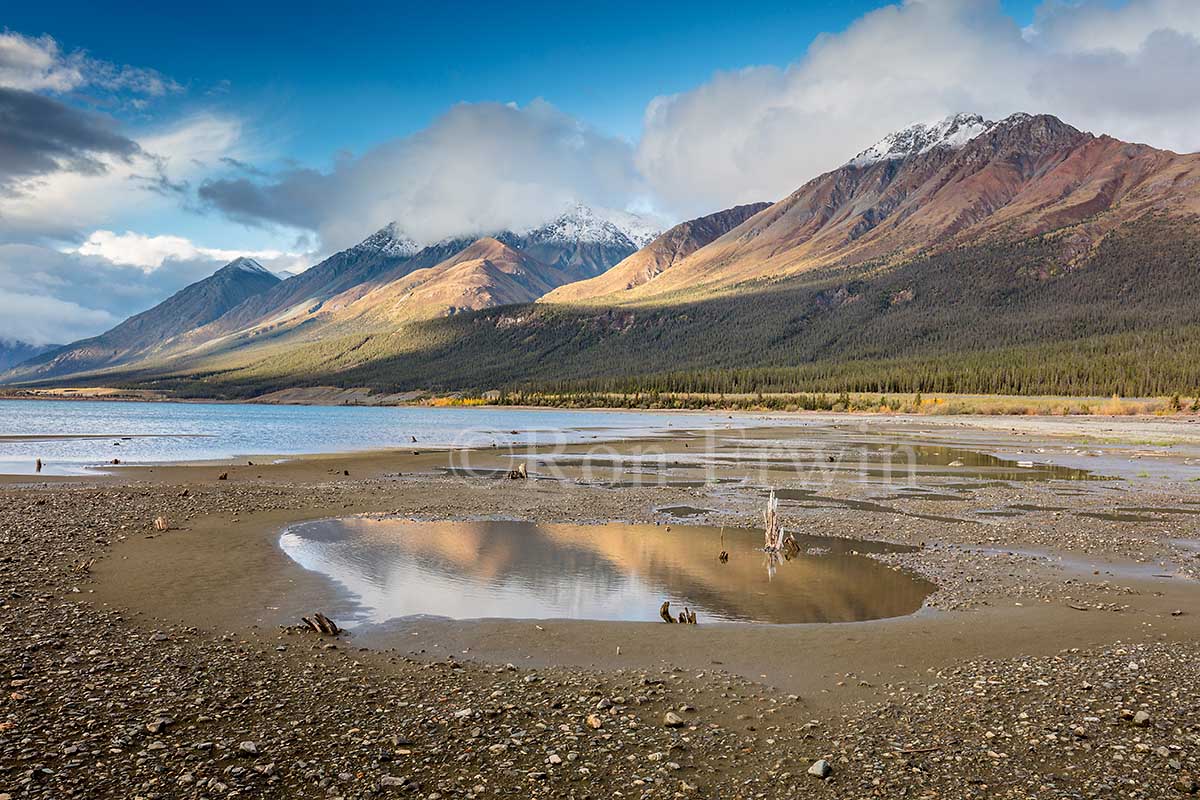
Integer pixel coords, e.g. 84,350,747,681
279,518,934,625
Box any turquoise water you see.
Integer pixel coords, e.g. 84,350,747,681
0,399,735,475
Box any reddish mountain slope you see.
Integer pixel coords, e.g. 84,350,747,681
606,113,1200,300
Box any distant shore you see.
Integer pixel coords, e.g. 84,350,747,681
4,382,1200,419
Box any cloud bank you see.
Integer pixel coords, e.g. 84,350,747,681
199,99,645,250
636,0,1200,215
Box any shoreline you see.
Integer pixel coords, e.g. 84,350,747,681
5,383,1200,417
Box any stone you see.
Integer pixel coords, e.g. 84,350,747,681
238,741,258,755
808,759,832,779
663,711,685,728
1133,710,1152,727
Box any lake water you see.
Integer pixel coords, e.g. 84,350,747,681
279,518,935,624
0,399,738,475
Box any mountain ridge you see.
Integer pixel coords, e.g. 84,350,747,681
6,258,282,381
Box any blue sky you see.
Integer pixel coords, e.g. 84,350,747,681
2,0,1198,344
9,1,1043,154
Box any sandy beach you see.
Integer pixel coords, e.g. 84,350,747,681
3,413,1200,798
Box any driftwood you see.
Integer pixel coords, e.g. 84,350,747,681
300,612,342,636
72,558,96,573
508,462,528,480
217,472,228,481
153,516,169,532
763,490,801,556
763,490,782,549
660,601,697,624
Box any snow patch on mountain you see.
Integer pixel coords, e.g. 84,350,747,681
850,113,993,167
595,208,664,248
225,257,272,275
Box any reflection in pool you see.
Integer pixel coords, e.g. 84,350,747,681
279,518,934,625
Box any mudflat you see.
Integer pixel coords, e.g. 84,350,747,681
3,413,1200,798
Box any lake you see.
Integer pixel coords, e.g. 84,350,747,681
0,399,739,475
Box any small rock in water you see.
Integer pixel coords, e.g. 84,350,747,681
808,759,832,779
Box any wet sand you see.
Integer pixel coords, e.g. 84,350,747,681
4,413,1200,798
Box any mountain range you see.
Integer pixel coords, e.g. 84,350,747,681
6,112,1200,398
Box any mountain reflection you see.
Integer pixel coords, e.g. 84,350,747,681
280,518,934,624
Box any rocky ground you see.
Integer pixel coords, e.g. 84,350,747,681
3,443,1200,798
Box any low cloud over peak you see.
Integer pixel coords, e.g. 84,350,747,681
198,99,647,251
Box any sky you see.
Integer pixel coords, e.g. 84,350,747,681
3,0,1200,345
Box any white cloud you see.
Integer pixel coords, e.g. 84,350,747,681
199,99,647,250
0,287,117,345
72,230,305,272
1030,0,1200,55
636,0,1200,216
0,30,178,95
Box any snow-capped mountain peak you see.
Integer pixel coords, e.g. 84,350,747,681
598,207,663,249
850,113,993,168
354,222,420,258
524,203,663,249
